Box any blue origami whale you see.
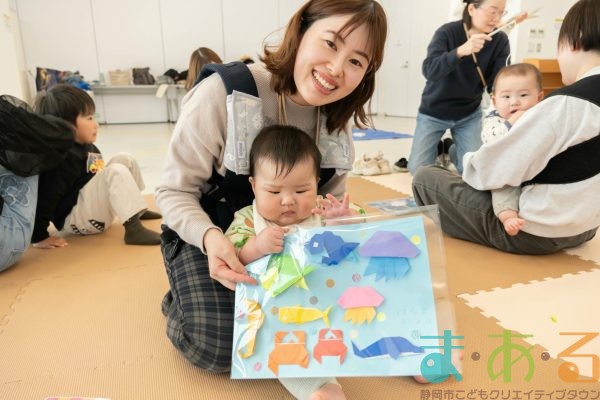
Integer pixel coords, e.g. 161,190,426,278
351,336,424,359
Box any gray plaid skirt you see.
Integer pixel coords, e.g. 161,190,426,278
160,225,235,372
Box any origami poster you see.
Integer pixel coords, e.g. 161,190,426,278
232,216,439,378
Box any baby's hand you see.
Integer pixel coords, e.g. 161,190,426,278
254,226,288,255
508,109,526,125
313,193,356,219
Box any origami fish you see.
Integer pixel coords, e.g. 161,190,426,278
305,231,358,265
351,336,424,359
278,305,332,326
260,254,316,297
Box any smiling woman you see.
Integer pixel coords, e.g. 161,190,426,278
155,0,387,399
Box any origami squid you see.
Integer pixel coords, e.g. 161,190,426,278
337,286,384,325
358,231,421,281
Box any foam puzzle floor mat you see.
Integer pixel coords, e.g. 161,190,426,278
1,185,599,399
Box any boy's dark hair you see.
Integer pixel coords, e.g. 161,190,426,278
493,63,543,93
249,125,321,179
261,0,387,134
558,0,600,52
34,84,95,126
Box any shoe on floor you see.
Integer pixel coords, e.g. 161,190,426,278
352,154,380,176
373,151,392,174
393,157,408,172
441,137,454,167
437,140,444,156
443,137,454,154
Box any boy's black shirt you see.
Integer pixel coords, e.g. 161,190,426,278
31,142,100,243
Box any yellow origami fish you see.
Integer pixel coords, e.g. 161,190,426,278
278,305,332,327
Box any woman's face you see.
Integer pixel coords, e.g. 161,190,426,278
290,14,371,107
469,0,507,34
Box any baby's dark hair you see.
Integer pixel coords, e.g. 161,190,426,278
493,63,543,93
34,84,95,126
249,125,321,179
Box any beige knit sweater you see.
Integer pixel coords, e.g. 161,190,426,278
155,63,351,252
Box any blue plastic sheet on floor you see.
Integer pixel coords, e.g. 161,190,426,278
352,128,413,141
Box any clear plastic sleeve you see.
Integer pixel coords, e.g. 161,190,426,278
231,205,459,380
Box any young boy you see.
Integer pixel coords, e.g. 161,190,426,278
482,63,544,235
225,125,355,400
32,84,161,248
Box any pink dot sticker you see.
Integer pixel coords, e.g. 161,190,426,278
254,362,262,371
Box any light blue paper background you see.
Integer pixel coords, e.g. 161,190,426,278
231,215,439,379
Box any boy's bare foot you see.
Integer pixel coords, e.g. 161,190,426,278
309,383,346,400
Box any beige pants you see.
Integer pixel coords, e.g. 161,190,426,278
62,153,147,235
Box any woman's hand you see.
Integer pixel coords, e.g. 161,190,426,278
203,228,257,290
457,33,491,58
32,236,68,249
312,193,357,219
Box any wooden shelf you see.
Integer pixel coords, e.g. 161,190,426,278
523,58,563,95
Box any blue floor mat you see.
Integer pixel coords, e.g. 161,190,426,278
352,128,413,141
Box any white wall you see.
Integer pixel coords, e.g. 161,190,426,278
10,0,578,116
15,0,97,99
14,0,302,86
514,0,576,61
0,0,27,99
159,0,224,71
